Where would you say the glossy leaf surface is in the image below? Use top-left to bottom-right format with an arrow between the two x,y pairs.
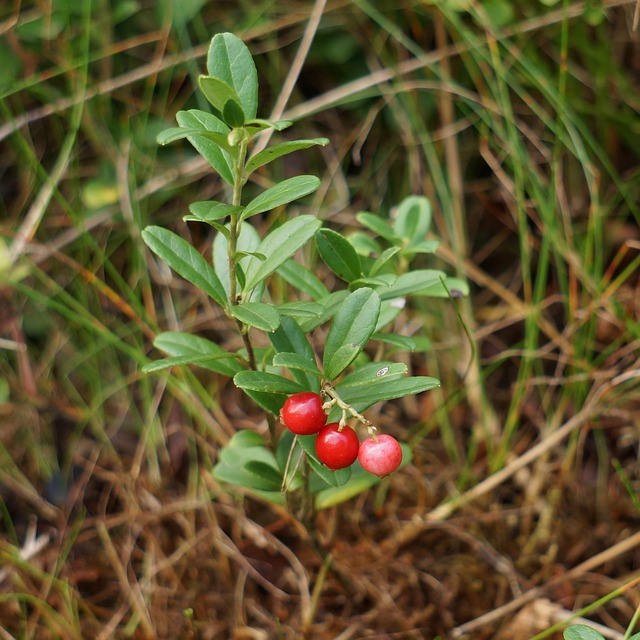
245,138 -> 329,175
242,175 -> 320,219
323,288 -> 380,380
142,226 -> 227,308
152,332 -> 244,376
242,215 -> 322,293
206,33 -> 258,121
316,228 -> 362,283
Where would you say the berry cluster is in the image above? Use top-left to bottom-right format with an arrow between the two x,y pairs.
280,392 -> 402,477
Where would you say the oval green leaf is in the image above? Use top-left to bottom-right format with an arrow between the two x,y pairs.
563,625 -> 609,640
198,75 -> 245,125
242,175 -> 320,219
229,302 -> 280,332
275,301 -> 324,319
375,269 -> 444,300
233,370 -> 306,394
213,221 -> 261,299
269,317 -> 318,390
157,126 -> 207,146
277,260 -> 330,300
176,109 -> 234,185
337,375 -> 440,412
142,226 -> 227,308
142,351 -> 240,374
337,361 -> 408,388
245,138 -> 329,176
356,212 -> 398,242
272,352 -> 322,377
185,201 -> 243,224
316,228 -> 362,283
207,33 -> 258,121
152,331 -> 244,376
392,195 -> 432,246
323,288 -> 380,381
242,215 -> 322,293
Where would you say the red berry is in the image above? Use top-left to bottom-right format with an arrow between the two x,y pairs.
280,392 -> 327,435
315,422 -> 359,470
358,434 -> 403,477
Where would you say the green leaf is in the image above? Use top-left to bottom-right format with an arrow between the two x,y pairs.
243,389 -> 289,416
152,331 -> 244,376
375,269 -> 445,300
184,201 -> 243,224
223,98 -> 246,128
316,228 -> 362,283
156,125 -> 234,153
337,362 -> 408,388
348,231 -> 382,258
245,138 -> 329,176
272,352 -> 322,377
269,317 -> 319,390
277,260 -> 330,300
296,435 -> 351,488
245,118 -> 292,132
337,376 -> 440,412
323,288 -> 381,381
298,290 -> 349,332
207,33 -> 258,121
213,430 -> 282,492
393,195 -> 432,247
157,126 -> 207,146
233,370 -> 306,394
315,445 -> 412,509
243,461 -> 283,491
370,246 -> 401,276
275,301 -> 324,319
242,175 -> 321,219
141,226 -> 227,308
563,625 -> 607,640
229,302 -> 280,332
242,215 -> 322,293
402,240 -> 440,255
356,212 -> 398,242
198,75 -> 246,126
371,333 -> 423,352
176,109 -> 234,185
142,351 -> 240,373
350,274 -> 396,289
213,221 -> 261,299
418,276 -> 470,298
229,430 -> 266,447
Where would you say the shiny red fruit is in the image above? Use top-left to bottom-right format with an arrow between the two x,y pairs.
280,392 -> 326,435
358,434 -> 402,477
315,422 -> 359,470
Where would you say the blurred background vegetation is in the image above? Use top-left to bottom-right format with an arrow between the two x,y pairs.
1,1 -> 639,638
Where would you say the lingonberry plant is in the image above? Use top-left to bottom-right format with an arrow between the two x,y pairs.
142,33 -> 468,518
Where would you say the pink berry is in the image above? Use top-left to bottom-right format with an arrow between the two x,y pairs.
358,434 -> 403,477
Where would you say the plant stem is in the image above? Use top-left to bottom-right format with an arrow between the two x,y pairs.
321,382 -> 377,439
227,136 -> 257,371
